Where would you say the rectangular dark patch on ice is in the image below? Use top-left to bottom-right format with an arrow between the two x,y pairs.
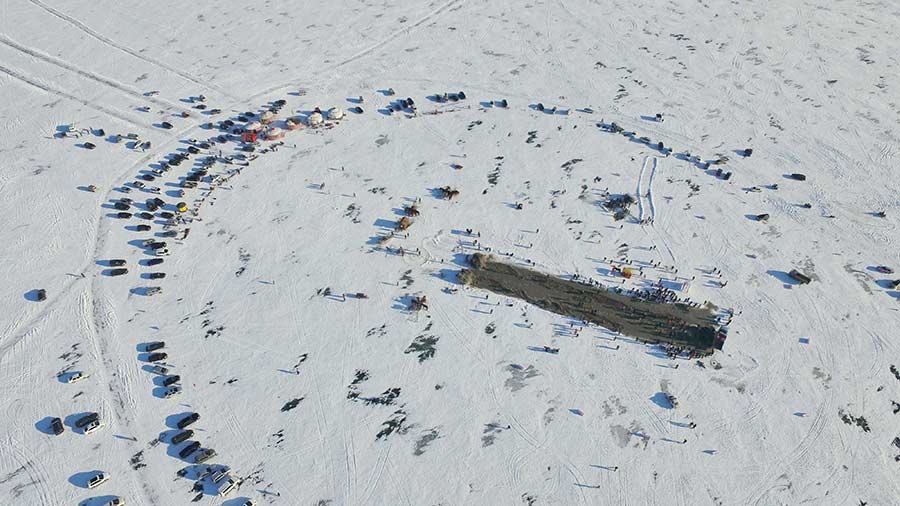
280,397 -> 304,412
459,254 -> 721,352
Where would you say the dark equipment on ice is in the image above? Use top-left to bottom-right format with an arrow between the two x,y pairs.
788,173 -> 806,181
788,270 -> 812,284
754,214 -> 770,221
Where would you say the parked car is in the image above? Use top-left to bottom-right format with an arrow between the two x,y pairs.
218,477 -> 239,496
108,259 -> 127,267
100,496 -> 124,506
146,258 -> 164,266
177,412 -> 200,429
114,202 -> 130,211
162,385 -> 182,398
63,371 -> 87,383
210,469 -> 230,483
170,429 -> 193,444
135,224 -> 151,232
194,448 -> 216,464
178,441 -> 201,459
108,268 -> 128,276
155,248 -> 171,257
74,412 -> 99,428
50,417 -> 64,435
145,341 -> 165,352
137,212 -> 154,220
87,471 -> 109,489
162,375 -> 180,387
147,352 -> 167,362
150,365 -> 169,375
146,272 -> 166,279
83,420 -> 103,435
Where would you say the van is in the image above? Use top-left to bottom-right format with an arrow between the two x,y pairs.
178,441 -> 201,459
177,412 -> 200,429
145,341 -> 165,352
75,412 -> 99,428
170,429 -> 193,444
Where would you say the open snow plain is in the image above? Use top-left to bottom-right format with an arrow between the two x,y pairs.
2,0 -> 900,505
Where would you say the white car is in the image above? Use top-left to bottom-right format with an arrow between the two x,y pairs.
87,471 -> 109,489
163,385 -> 182,398
63,371 -> 87,383
218,478 -> 239,497
102,497 -> 124,506
83,420 -> 104,435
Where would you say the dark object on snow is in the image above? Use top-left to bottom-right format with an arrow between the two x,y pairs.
137,212 -> 154,220
655,113 -> 663,121
145,201 -> 158,212
35,289 -> 47,301
541,346 -> 560,354
742,148 -> 753,157
162,374 -> 180,387
160,122 -> 173,129
135,224 -> 151,231
151,197 -> 165,207
177,412 -> 200,429
187,146 -> 200,154
722,171 -> 733,181
147,272 -> 166,279
147,241 -> 166,250
496,99 -> 508,108
50,417 -> 64,435
194,448 -> 216,464
350,106 -> 364,114
179,441 -> 201,459
657,141 -> 664,151
116,212 -> 132,219
874,211 -> 887,218
458,91 -> 466,100
74,412 -> 99,428
801,203 -> 812,209
146,258 -> 164,266
145,341 -> 165,351
108,268 -> 128,276
755,213 -> 770,221
140,174 -> 155,181
788,269 -> 812,284
170,429 -> 193,444
114,202 -> 130,211
108,259 -> 126,267
888,280 -> 900,289
159,211 -> 175,219
536,103 -> 544,112
874,266 -> 894,274
788,173 -> 806,181
147,352 -> 168,362
83,142 -> 96,149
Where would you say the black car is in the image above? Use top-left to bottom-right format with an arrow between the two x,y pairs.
145,341 -> 165,352
170,429 -> 193,444
114,202 -> 130,211
147,272 -> 166,279
145,202 -> 158,212
146,258 -> 164,266
141,174 -> 155,181
152,198 -> 165,207
50,417 -> 64,435
108,259 -> 126,267
147,352 -> 167,362
147,242 -> 167,250
137,212 -> 154,220
179,441 -> 201,459
162,375 -> 180,387
108,268 -> 128,276
116,212 -> 132,219
159,211 -> 175,219
135,224 -> 152,232
176,412 -> 200,429
74,412 -> 99,428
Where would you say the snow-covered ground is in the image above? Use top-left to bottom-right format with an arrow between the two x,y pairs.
2,1 -> 900,505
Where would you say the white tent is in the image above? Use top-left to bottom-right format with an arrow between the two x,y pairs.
327,107 -> 345,120
265,127 -> 284,140
260,110 -> 276,124
307,112 -> 324,127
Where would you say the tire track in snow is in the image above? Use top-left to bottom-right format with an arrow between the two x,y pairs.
0,63 -> 148,128
0,34 -> 189,113
25,0 -> 235,98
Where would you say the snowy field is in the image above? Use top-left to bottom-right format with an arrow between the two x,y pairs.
2,0 -> 900,505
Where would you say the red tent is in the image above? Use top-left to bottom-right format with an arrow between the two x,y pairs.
241,131 -> 257,143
